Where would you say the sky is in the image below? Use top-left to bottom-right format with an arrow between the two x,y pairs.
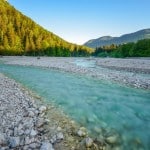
8,0 -> 150,44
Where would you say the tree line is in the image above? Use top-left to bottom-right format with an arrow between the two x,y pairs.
92,39 -> 150,57
0,0 -> 149,57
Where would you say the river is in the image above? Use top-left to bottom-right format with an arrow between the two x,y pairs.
0,63 -> 150,149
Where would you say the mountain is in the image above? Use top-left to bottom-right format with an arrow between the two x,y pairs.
84,29 -> 150,48
0,0 -> 92,56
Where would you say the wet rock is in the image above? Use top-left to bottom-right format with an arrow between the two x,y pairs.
94,126 -> 102,134
105,134 -> 118,144
56,132 -> 64,140
77,130 -> 85,137
39,106 -> 47,114
40,141 -> 54,150
77,127 -> 86,137
85,137 -> 93,148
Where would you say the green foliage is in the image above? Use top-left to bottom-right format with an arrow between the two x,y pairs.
131,39 -> 150,57
92,39 -> 150,58
0,0 -> 93,56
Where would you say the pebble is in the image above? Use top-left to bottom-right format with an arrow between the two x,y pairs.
77,127 -> 87,137
57,126 -> 62,131
77,130 -> 86,137
8,136 -> 20,148
36,118 -> 45,128
39,106 -> 47,114
0,133 -> 7,146
30,129 -> 38,137
40,141 -> 54,150
85,137 -> 93,148
28,110 -> 35,117
56,132 -> 64,140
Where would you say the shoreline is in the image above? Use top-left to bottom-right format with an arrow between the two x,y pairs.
0,73 -> 99,150
0,56 -> 150,90
0,57 -> 150,149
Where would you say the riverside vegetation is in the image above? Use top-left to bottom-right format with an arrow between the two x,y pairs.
92,39 -> 150,58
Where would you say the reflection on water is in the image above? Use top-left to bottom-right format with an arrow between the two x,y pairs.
0,64 -> 150,149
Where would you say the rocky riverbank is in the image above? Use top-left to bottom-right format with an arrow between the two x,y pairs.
0,56 -> 150,90
0,73 -> 104,150
0,74 -> 83,150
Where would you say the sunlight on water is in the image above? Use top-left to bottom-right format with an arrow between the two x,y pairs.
0,64 -> 150,149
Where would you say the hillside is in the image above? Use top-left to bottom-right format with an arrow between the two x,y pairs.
0,0 -> 92,56
84,29 -> 150,48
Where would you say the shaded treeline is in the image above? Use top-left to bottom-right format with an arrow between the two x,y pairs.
92,39 -> 150,57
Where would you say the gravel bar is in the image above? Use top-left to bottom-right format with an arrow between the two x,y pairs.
0,56 -> 150,90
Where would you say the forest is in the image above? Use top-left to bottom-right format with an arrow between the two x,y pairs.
0,0 -> 150,57
92,39 -> 150,57
0,0 -> 92,56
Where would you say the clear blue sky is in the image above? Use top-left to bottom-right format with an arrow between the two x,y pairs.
8,0 -> 150,44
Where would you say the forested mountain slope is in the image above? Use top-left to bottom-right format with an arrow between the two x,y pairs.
0,0 -> 92,56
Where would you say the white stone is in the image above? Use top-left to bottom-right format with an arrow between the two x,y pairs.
30,129 -> 38,137
28,111 -> 35,117
0,133 -> 6,146
9,136 -> 20,148
39,106 -> 47,113
57,126 -> 62,131
40,141 -> 54,150
77,129 -> 86,137
56,132 -> 64,140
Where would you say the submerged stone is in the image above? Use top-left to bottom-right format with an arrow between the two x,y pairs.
105,134 -> 118,144
85,137 -> 93,148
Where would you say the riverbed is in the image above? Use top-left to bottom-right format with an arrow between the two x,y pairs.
1,56 -> 150,89
0,57 -> 150,150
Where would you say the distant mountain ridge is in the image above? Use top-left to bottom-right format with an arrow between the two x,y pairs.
84,29 -> 150,48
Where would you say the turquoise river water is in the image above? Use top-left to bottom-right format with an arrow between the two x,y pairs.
0,64 -> 150,149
